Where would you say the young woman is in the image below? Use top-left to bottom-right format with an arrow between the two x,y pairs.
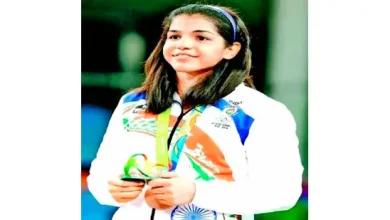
87,4 -> 303,220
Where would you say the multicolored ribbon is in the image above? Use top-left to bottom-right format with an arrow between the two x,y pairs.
155,107 -> 171,168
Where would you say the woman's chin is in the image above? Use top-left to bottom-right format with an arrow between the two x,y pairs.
173,67 -> 199,73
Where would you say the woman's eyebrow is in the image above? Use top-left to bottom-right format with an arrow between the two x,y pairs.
168,29 -> 215,35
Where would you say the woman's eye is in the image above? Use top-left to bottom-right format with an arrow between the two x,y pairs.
168,35 -> 180,40
197,36 -> 209,41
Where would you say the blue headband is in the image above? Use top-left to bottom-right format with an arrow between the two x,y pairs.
208,6 -> 237,42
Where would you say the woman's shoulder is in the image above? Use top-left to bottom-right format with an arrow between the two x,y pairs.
120,89 -> 147,105
229,84 -> 294,121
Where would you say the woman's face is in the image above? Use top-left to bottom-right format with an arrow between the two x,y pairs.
163,14 -> 229,74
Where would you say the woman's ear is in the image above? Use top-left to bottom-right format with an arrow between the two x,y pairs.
223,42 -> 241,60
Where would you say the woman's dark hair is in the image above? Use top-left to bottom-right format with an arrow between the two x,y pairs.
136,4 -> 254,114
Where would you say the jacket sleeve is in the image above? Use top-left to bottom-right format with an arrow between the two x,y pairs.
87,97 -> 139,207
191,103 -> 304,215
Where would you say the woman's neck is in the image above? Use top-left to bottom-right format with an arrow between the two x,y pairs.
176,71 -> 211,98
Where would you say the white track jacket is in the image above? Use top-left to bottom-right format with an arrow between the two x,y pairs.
87,84 -> 303,220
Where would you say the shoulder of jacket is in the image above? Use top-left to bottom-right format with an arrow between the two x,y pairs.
229,84 -> 293,120
121,90 -> 147,105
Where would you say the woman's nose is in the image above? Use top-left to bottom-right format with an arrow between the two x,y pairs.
176,37 -> 194,50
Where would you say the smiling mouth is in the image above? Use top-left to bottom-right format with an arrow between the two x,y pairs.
173,54 -> 197,58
